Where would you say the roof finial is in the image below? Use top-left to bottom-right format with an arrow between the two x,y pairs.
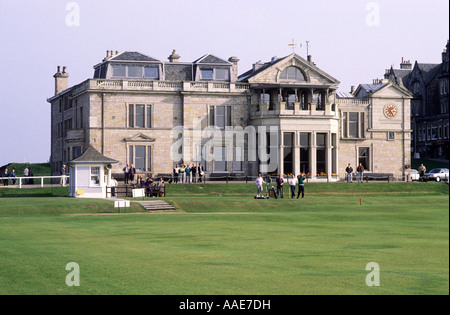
288,39 -> 297,54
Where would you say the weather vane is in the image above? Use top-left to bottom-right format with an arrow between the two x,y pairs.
288,39 -> 302,54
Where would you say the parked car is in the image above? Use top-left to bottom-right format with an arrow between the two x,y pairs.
410,169 -> 420,181
424,168 -> 449,182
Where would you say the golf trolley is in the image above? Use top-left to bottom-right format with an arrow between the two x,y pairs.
255,183 -> 278,199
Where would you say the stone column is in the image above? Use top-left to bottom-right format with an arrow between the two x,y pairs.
294,132 -> 300,176
279,145 -> 284,176
326,132 -> 332,182
310,131 -> 317,179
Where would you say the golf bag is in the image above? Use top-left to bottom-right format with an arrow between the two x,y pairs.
269,184 -> 278,199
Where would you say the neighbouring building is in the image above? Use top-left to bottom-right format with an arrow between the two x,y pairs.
384,40 -> 449,160
48,49 -> 413,182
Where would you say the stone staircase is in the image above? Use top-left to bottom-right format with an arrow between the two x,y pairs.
135,200 -> 176,212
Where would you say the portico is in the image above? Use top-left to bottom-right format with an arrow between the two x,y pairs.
241,53 -> 340,181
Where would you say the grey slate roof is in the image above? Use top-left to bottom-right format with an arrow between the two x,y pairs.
193,54 -> 230,64
392,69 -> 412,80
336,91 -> 354,98
70,146 -> 118,164
359,83 -> 388,93
165,64 -> 193,81
416,63 -> 441,84
110,51 -> 161,62
238,56 -> 286,82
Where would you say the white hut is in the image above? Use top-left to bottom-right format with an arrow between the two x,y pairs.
68,146 -> 118,198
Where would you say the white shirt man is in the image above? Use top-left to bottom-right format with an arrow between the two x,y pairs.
255,174 -> 266,197
111,177 -> 118,197
288,175 -> 297,198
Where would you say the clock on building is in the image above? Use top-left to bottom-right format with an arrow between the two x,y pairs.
384,104 -> 397,118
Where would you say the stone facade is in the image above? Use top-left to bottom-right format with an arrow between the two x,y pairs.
339,82 -> 412,178
384,41 -> 449,160
48,50 -> 413,182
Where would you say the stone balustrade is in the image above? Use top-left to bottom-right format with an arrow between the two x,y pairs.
336,97 -> 370,105
69,79 -> 251,96
251,101 -> 339,118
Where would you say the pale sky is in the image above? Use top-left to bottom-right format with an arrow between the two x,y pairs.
0,0 -> 448,166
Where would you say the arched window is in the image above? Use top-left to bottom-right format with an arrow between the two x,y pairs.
280,67 -> 305,81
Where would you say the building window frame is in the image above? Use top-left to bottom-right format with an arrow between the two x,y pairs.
358,147 -> 371,171
128,104 -> 152,129
111,64 -> 159,80
388,132 -> 395,141
316,133 -> 327,175
213,146 -> 227,172
300,132 -> 310,175
200,68 -> 230,81
128,145 -> 152,172
444,122 -> 449,139
90,166 -> 101,186
209,105 -> 232,128
342,111 -> 365,139
279,66 -> 306,81
233,146 -> 244,172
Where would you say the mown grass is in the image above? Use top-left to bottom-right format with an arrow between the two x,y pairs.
0,187 -> 143,215
0,182 -> 448,295
165,181 -> 449,198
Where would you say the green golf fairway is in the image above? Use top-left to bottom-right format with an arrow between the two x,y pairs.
0,183 -> 448,294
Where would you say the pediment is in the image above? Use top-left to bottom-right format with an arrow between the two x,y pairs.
246,54 -> 340,86
123,133 -> 156,142
194,54 -> 230,65
371,83 -> 413,98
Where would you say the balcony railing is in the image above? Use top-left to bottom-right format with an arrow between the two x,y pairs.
251,102 -> 339,118
70,79 -> 250,96
336,98 -> 370,105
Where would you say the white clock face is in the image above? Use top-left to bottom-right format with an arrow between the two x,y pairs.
384,104 -> 397,118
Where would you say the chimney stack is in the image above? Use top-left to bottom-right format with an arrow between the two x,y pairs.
53,66 -> 69,95
400,57 -> 412,70
350,86 -> 355,94
103,50 -> 119,61
307,55 -> 312,63
168,49 -> 180,63
228,56 -> 239,82
252,60 -> 264,72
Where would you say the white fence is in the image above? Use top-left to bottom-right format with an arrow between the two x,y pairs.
0,176 -> 69,188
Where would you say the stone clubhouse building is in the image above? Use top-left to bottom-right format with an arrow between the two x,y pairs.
48,49 -> 413,182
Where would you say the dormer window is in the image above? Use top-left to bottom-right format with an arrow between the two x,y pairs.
200,68 -> 230,81
112,65 -> 126,77
201,69 -> 214,80
111,64 -> 159,79
128,66 -> 142,78
215,68 -> 229,81
144,67 -> 159,79
280,66 -> 305,81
